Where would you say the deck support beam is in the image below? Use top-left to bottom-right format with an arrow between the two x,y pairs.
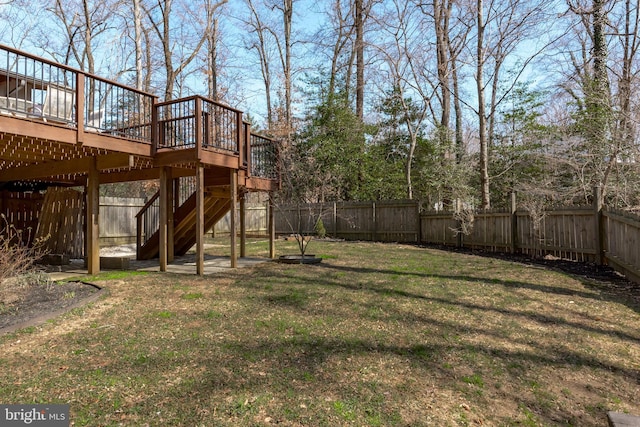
196,164 -> 205,275
230,169 -> 238,268
86,157 -> 100,274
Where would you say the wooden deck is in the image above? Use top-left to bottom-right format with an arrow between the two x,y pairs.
0,44 -> 279,275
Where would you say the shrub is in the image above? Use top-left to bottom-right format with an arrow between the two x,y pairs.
315,217 -> 327,238
0,215 -> 49,303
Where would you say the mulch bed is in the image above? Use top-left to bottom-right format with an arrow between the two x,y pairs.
0,281 -> 103,333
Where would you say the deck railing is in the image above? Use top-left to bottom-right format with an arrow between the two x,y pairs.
250,132 -> 279,179
84,75 -> 154,141
0,44 -> 279,183
0,44 -> 155,142
155,96 -> 241,153
135,192 -> 160,259
0,47 -> 77,123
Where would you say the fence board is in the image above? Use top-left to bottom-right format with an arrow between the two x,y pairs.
215,203 -> 269,236
372,200 -> 420,242
605,209 -> 640,281
100,197 -> 146,244
34,188 -> 84,258
0,190 -> 43,246
276,200 -> 420,242
420,212 -> 458,245
468,211 -> 511,250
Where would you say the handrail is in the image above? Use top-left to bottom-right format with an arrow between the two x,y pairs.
135,192 -> 160,220
155,94 -> 243,114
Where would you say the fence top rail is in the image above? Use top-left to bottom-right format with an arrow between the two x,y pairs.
605,207 -> 640,221
545,205 -> 593,212
421,211 -> 457,216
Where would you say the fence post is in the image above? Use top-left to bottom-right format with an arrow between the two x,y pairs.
456,199 -> 463,248
415,200 -> 421,244
593,186 -> 604,265
333,202 -> 337,237
372,201 -> 377,241
510,192 -> 518,254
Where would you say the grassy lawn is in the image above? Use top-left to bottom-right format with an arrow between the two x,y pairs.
1,239 -> 639,426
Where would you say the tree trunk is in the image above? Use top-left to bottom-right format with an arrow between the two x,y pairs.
477,0 -> 490,209
434,0 -> 450,132
133,0 -> 144,91
284,0 -> 293,131
355,0 -> 364,121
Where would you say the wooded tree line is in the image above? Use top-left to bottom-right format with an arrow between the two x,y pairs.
2,0 -> 640,211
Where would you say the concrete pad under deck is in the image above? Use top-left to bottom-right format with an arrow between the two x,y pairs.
46,249 -> 269,281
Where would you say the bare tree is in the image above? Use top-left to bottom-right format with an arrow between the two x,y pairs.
133,0 -> 145,91
355,0 -> 364,120
476,0 -> 490,208
373,0 -> 432,199
311,0 -> 357,100
268,0 -> 295,135
46,0 -> 120,72
468,0 -> 549,208
243,0 -> 276,127
559,0 -> 640,207
144,0 -> 227,100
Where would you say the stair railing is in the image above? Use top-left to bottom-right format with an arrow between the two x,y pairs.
135,191 -> 160,259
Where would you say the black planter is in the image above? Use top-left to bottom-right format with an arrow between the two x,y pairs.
278,254 -> 322,264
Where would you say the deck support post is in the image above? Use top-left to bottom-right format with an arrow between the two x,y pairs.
230,169 -> 238,268
269,192 -> 276,259
196,164 -> 205,276
166,169 -> 174,263
86,157 -> 100,274
240,193 -> 246,258
159,167 -> 169,272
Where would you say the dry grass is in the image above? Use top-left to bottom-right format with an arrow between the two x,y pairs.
0,238 -> 639,426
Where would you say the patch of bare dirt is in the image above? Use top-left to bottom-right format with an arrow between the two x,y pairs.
0,281 -> 101,332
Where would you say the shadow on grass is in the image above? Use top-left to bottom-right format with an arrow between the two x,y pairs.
112,326 -> 620,426
418,244 -> 640,315
314,263 -> 640,343
252,263 -> 640,346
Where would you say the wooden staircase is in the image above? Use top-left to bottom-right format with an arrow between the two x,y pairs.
136,187 -> 231,260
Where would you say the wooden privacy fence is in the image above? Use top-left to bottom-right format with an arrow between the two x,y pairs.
0,190 -> 43,246
1,191 -> 271,255
215,203 -> 269,236
100,196 -> 147,245
276,196 -> 640,284
274,200 -> 421,243
34,188 -> 84,258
